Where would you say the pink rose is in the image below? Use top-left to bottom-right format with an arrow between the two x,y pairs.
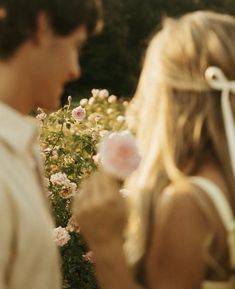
53,227 -> 71,247
36,112 -> 47,120
88,97 -> 95,105
80,98 -> 88,106
72,106 -> 86,121
59,188 -> 74,199
98,89 -> 109,99
99,131 -> 141,179
108,95 -> 117,103
59,182 -> 77,199
91,89 -> 100,97
66,216 -> 80,233
50,172 -> 69,186
82,251 -> 94,263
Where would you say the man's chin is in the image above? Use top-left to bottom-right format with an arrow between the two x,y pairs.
36,99 -> 61,112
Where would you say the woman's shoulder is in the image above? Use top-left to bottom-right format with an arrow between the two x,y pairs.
154,164 -> 230,270
155,179 -> 208,232
161,163 -> 231,211
145,174 -> 211,289
158,164 -> 232,236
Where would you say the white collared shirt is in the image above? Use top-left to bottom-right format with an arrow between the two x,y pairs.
0,102 -> 61,289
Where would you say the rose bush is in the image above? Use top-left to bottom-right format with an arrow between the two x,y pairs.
38,90 -> 128,289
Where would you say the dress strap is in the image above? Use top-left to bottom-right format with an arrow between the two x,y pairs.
189,176 -> 235,269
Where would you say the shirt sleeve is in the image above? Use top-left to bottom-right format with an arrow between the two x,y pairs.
0,183 -> 14,288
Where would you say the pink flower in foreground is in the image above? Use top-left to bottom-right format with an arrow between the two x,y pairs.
99,131 -> 141,179
53,227 -> 71,247
72,106 -> 86,121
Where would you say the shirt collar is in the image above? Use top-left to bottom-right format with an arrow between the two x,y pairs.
0,101 -> 39,154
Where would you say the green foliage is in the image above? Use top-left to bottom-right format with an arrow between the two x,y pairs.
38,90 -> 128,289
72,0 -> 235,98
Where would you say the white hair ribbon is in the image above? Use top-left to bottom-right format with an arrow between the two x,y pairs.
205,67 -> 235,179
205,67 -> 235,269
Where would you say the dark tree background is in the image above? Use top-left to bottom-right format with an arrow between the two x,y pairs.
62,0 -> 235,102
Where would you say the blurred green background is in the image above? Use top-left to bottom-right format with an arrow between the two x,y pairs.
62,0 -> 235,102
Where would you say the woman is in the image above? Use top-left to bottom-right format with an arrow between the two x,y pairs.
0,0 -> 102,288
73,11 -> 235,289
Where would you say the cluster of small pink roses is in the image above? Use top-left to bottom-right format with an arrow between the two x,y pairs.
50,172 -> 77,199
70,89 -> 126,125
70,89 -> 141,180
37,89 -> 139,276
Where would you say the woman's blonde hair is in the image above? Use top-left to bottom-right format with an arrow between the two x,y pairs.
124,11 -> 235,268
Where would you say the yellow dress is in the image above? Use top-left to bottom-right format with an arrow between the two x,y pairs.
190,177 -> 235,289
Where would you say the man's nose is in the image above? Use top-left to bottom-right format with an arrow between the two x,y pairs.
68,62 -> 81,81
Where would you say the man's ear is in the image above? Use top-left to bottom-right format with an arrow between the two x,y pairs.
33,12 -> 52,46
